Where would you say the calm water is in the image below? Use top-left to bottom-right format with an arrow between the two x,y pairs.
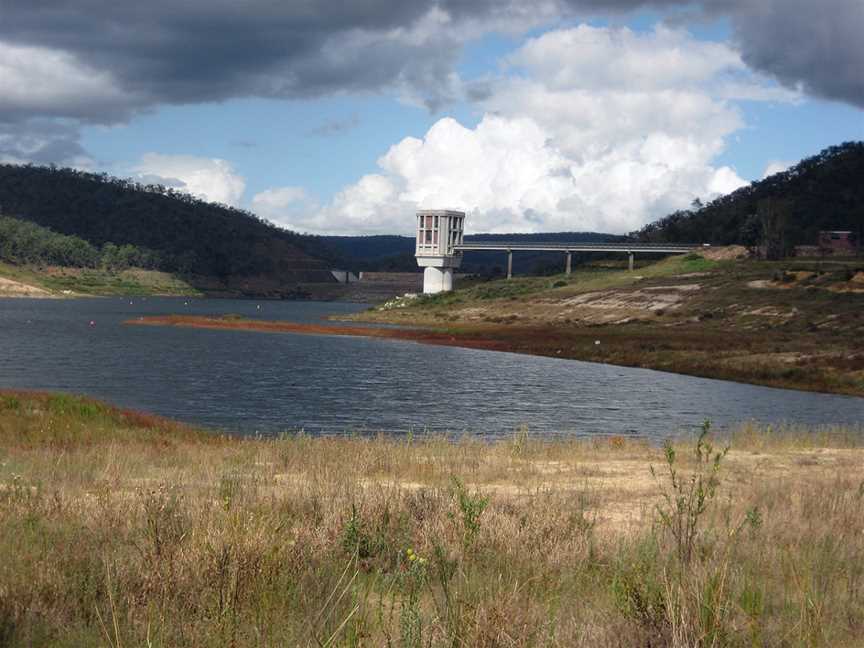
1,297 -> 863,440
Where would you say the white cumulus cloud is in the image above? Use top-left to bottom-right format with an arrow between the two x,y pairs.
250,186 -> 319,231
132,154 -> 246,207
289,24 -> 773,235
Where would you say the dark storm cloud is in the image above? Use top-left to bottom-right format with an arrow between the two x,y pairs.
0,0 -> 861,136
0,0 -> 486,122
0,0 -> 497,164
719,0 -> 864,108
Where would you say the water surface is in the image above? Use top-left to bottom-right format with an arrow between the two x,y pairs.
2,297 -> 863,440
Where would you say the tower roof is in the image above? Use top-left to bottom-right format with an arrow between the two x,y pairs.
416,209 -> 465,216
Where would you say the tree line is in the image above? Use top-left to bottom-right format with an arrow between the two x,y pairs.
0,215 -> 163,270
632,141 -> 864,257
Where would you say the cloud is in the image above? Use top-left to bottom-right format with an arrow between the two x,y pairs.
0,1 -> 557,125
0,41 -> 137,123
762,160 -> 793,179
251,186 -> 320,232
304,25 -> 755,235
0,0 -> 562,162
0,0 -> 860,170
0,40 -> 137,167
1,0 -> 860,119
0,120 -> 92,167
131,154 -> 246,206
556,0 -> 864,108
307,115 -> 361,137
506,23 -> 743,92
1,0 -> 859,237
490,25 -> 748,157
717,0 -> 864,108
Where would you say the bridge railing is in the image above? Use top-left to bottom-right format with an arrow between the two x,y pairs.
454,242 -> 701,253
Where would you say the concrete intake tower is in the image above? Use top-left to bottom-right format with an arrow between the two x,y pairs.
415,209 -> 465,294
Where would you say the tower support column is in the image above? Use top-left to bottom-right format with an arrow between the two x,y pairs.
422,267 -> 454,294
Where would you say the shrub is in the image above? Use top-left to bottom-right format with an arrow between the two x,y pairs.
651,420 -> 728,565
450,476 -> 488,549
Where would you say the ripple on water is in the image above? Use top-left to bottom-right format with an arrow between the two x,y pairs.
1,296 -> 863,440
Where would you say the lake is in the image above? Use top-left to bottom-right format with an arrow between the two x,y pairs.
2,297 -> 863,440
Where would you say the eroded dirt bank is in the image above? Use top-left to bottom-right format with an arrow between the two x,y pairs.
0,276 -> 56,298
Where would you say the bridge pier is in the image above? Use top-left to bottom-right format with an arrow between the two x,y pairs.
565,252 -> 572,275
628,252 -> 634,272
506,250 -> 513,280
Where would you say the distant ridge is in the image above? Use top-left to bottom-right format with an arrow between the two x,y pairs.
0,164 -> 336,289
319,231 -> 625,275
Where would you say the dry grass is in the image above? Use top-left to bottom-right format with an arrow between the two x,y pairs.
2,392 -> 864,646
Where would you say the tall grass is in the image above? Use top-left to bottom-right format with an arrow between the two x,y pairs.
1,392 -> 863,646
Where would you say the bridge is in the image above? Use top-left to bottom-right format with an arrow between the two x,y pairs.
415,209 -> 702,293
454,241 -> 701,278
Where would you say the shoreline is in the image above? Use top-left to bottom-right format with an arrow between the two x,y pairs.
126,313 -> 512,351
126,314 -> 864,398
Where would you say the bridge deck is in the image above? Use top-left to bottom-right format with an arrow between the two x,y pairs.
454,242 -> 700,254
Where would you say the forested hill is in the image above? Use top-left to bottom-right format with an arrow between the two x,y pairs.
0,164 -> 336,282
634,141 -> 864,248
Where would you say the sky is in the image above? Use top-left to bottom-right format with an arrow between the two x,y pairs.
1,1 -> 862,236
